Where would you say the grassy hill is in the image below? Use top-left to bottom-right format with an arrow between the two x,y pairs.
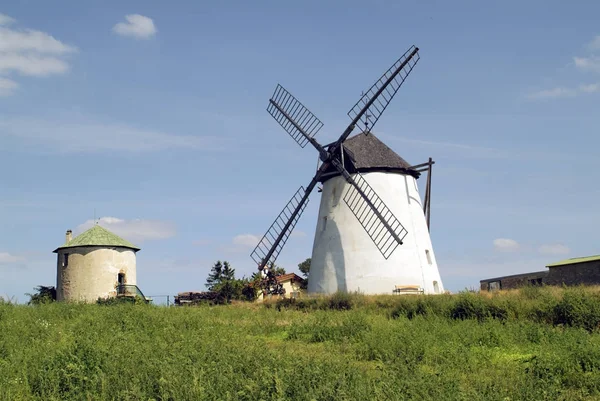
1,286 -> 600,400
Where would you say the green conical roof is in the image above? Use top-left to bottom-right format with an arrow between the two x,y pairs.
53,225 -> 140,253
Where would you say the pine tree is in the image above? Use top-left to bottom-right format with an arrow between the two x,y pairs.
205,260 -> 224,290
204,260 -> 243,303
221,261 -> 236,281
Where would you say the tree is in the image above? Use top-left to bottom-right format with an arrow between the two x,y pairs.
298,258 -> 311,289
205,261 -> 236,291
204,260 -> 242,304
267,262 -> 286,276
298,258 -> 311,278
241,277 -> 258,301
26,285 -> 56,305
221,261 -> 236,280
205,260 -> 223,290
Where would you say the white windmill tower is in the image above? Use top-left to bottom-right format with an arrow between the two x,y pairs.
309,132 -> 443,295
250,45 -> 444,296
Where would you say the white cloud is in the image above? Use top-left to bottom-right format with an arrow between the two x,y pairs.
219,233 -> 268,255
232,234 -> 260,247
526,82 -> 600,101
574,56 -> 600,73
232,231 -> 306,248
589,36 -> 600,51
0,13 -> 15,26
223,230 -> 308,258
75,216 -> 176,243
526,87 -> 577,100
0,14 -> 76,95
0,117 -> 232,153
0,27 -> 76,54
526,35 -> 600,101
112,14 -> 156,39
0,252 -> 24,264
579,83 -> 600,93
493,238 -> 520,252
0,77 -> 17,96
0,53 -> 70,76
384,134 -> 566,161
538,243 -> 570,256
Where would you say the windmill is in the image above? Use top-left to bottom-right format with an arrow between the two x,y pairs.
251,45 -> 444,296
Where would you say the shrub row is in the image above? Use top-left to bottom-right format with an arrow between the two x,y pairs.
271,286 -> 600,332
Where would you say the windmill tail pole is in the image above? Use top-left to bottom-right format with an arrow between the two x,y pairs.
426,157 -> 432,231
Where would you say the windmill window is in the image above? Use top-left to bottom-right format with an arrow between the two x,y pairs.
322,216 -> 328,232
425,250 -> 432,265
433,281 -> 439,293
63,253 -> 69,267
529,278 -> 543,286
118,273 -> 125,286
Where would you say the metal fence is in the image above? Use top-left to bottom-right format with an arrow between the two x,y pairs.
145,295 -> 172,306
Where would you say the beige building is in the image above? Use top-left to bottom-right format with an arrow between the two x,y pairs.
53,225 -> 141,303
256,273 -> 305,301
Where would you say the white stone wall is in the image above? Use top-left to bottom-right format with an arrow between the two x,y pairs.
308,171 -> 444,295
56,246 -> 137,303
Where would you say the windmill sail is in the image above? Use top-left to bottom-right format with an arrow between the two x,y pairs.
250,186 -> 310,267
342,170 -> 408,259
267,84 -> 324,149
347,46 -> 420,133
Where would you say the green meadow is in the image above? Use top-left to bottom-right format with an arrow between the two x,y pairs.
1,286 -> 600,400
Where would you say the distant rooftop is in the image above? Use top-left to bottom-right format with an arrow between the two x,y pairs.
546,255 -> 600,268
53,225 -> 140,253
480,270 -> 548,283
275,273 -> 304,283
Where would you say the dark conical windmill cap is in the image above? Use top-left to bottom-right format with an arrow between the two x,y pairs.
319,131 -> 420,182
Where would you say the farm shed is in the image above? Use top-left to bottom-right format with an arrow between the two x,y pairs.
543,255 -> 600,286
480,271 -> 547,292
480,254 -> 600,291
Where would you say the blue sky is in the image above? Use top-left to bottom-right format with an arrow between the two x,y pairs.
1,0 -> 599,302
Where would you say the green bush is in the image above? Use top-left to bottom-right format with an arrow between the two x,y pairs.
96,296 -> 147,305
325,291 -> 354,311
552,287 -> 600,332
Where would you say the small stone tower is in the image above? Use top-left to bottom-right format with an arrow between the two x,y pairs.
308,131 -> 444,295
53,225 -> 141,302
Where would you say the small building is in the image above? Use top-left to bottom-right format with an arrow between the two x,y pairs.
480,271 -> 547,292
256,273 -> 304,301
53,225 -> 141,303
480,254 -> 600,291
544,255 -> 600,286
